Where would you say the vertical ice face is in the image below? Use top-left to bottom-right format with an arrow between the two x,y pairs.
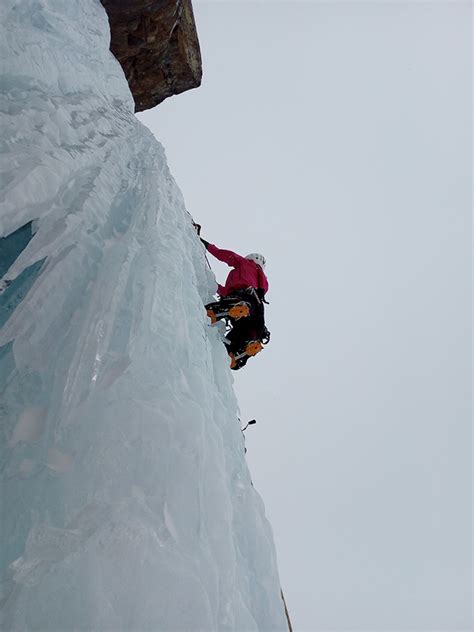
0,1 -> 287,630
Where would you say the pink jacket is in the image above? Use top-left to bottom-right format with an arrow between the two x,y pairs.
206,243 -> 269,298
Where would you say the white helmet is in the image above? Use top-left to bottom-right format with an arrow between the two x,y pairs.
245,253 -> 266,269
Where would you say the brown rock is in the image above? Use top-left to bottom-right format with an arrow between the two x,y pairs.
100,0 -> 202,111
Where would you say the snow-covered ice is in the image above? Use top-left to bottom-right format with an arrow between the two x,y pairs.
0,1 -> 287,629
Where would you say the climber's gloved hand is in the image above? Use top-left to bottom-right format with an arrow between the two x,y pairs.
200,237 -> 210,248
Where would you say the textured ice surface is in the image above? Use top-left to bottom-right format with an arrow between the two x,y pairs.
0,1 -> 287,629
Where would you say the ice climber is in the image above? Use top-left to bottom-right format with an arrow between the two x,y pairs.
195,226 -> 270,370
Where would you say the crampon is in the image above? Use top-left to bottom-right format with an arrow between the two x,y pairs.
206,299 -> 251,324
228,340 -> 267,371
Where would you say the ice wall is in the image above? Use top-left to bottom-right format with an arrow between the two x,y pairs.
0,1 -> 287,629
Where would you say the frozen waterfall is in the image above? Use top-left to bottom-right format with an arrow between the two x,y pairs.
0,1 -> 287,629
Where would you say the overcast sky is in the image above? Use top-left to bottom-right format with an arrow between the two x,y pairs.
138,2 -> 472,630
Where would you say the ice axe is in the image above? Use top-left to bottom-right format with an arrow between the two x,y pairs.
192,221 -> 212,270
241,419 -> 257,432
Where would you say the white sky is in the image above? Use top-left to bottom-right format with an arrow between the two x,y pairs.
138,2 -> 472,629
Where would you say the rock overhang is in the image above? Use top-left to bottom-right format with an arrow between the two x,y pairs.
100,0 -> 202,111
